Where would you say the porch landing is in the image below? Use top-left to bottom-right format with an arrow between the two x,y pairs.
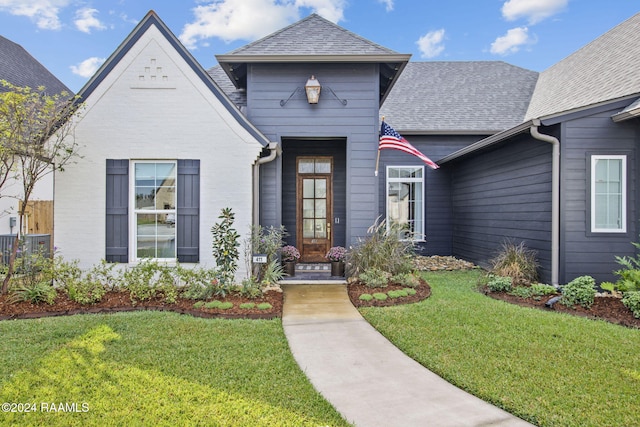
279,263 -> 347,284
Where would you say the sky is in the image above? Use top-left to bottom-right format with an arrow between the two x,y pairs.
0,0 -> 638,93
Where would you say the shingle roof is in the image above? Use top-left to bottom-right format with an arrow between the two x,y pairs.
223,13 -> 398,56
215,14 -> 410,104
380,61 -> 538,133
525,12 -> 640,120
0,35 -> 71,95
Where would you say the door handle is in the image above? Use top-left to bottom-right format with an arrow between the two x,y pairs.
327,222 -> 331,238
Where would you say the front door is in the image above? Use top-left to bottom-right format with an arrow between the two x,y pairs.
296,157 -> 332,262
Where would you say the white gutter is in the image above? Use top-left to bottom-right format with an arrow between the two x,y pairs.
253,142 -> 280,226
530,119 -> 560,285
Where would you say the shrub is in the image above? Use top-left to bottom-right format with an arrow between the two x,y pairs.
560,275 -> 596,308
388,289 -> 409,299
193,301 -> 205,308
246,224 -> 286,279
123,259 -> 179,304
509,283 -> 557,300
261,260 -> 285,285
205,300 -> 222,309
85,259 -> 120,291
9,281 -> 56,305
239,276 -> 263,299
359,293 -> 373,301
622,291 -> 640,318
257,302 -> 272,310
392,272 -> 421,288
373,292 -> 388,301
613,239 -> 640,292
211,207 -> 241,286
66,278 -> 106,305
404,288 -> 417,296
486,275 -> 513,292
240,302 -> 256,309
180,267 -> 220,300
218,302 -> 234,310
490,241 -> 538,286
359,268 -> 392,288
346,218 -> 414,277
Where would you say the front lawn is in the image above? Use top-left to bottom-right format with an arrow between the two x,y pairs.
0,311 -> 350,426
360,270 -> 640,427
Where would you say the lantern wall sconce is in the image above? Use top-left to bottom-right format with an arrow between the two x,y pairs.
280,75 -> 347,107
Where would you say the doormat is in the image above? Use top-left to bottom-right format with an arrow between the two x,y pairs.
296,263 -> 330,271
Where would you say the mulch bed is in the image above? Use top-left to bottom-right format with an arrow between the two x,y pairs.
0,289 -> 283,321
487,291 -> 640,329
348,278 -> 431,308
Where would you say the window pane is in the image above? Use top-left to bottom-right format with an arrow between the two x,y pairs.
593,157 -> 624,231
136,187 -> 156,210
303,179 -> 314,198
315,199 -> 326,218
387,166 -> 424,240
137,214 -> 157,258
314,220 -> 326,238
315,179 -> 326,198
303,200 -> 314,218
303,219 -> 315,238
155,186 -> 175,210
298,160 -> 314,174
315,159 -> 331,173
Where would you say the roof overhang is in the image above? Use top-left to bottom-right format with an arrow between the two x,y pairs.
612,96 -> 640,122
215,53 -> 411,106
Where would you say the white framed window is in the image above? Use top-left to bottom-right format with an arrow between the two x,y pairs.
591,155 -> 626,233
386,166 -> 425,241
131,160 -> 177,260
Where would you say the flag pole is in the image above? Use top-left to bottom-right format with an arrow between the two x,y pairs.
375,116 -> 384,176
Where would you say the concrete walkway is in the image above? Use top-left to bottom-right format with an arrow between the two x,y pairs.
281,284 -> 535,427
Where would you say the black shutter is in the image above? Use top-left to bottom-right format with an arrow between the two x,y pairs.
177,159 -> 200,262
105,159 -> 129,262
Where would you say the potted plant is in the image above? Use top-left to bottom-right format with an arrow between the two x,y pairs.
281,245 -> 300,276
326,246 -> 347,276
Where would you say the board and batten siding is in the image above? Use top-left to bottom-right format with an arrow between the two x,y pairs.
450,134 -> 553,282
377,135 -> 482,255
248,63 -> 380,246
560,104 -> 638,284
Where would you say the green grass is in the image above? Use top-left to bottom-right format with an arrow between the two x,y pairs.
0,312 -> 350,426
360,270 -> 640,427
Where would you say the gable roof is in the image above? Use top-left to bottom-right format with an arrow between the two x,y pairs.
380,61 -> 538,134
525,12 -> 640,120
0,35 -> 71,95
76,10 -> 270,146
215,13 -> 410,104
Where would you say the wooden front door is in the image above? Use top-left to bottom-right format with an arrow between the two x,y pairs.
296,157 -> 332,262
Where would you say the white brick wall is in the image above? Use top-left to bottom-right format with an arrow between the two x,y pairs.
54,25 -> 263,278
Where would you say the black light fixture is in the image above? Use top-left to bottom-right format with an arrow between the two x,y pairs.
304,75 -> 321,104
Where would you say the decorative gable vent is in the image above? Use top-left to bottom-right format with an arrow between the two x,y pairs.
130,56 -> 176,89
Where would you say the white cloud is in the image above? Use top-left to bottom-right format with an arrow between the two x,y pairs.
74,7 -> 106,33
70,57 -> 105,78
416,29 -> 445,59
378,0 -> 393,12
179,0 -> 346,49
490,26 -> 533,55
501,0 -> 568,24
0,0 -> 71,30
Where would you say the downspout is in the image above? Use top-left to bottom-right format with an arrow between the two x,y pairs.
530,119 -> 560,285
253,142 -> 280,227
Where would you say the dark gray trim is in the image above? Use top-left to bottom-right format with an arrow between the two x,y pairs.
105,159 -> 129,263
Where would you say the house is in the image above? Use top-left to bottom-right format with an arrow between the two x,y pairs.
54,10 -> 640,284
53,11 -> 269,276
0,35 -> 71,237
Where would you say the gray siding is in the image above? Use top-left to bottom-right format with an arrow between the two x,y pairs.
251,63 -> 380,246
560,105 -> 638,283
449,135 -> 553,282
377,135 -> 482,255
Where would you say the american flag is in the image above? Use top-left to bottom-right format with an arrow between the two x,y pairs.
379,121 -> 439,170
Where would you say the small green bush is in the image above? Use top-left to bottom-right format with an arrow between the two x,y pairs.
240,276 -> 262,299
404,288 -> 417,296
66,278 -> 106,305
359,268 -> 392,288
622,291 -> 640,318
560,275 -> 596,308
204,300 -> 222,309
218,302 -> 234,310
531,283 -> 558,296
240,302 -> 256,309
388,289 -> 409,299
9,281 -> 57,305
373,292 -> 388,301
123,260 -> 179,304
486,275 -> 513,292
359,293 -> 373,301
257,302 -> 272,310
193,301 -> 205,308
391,272 -> 421,288
613,239 -> 640,291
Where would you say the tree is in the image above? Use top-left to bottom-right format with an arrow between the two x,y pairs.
0,80 -> 82,294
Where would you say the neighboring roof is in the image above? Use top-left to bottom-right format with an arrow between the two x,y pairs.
0,35 -> 71,95
380,61 -> 538,134
525,12 -> 640,120
215,14 -> 410,104
77,10 -> 270,146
